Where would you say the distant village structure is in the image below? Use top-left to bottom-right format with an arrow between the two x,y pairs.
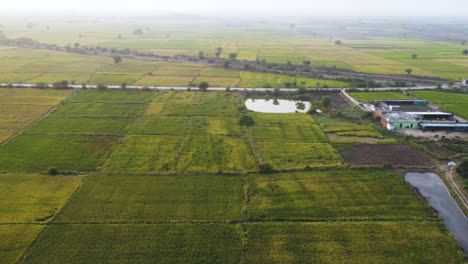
371,99 -> 468,132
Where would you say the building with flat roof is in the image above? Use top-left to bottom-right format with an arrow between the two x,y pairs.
420,122 -> 468,132
381,112 -> 419,130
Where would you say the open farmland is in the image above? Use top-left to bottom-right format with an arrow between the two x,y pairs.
0,47 -> 345,88
4,17 -> 468,80
248,113 -> 341,169
0,174 -> 82,263
0,88 -> 72,143
0,89 -> 465,262
0,174 -> 83,223
340,144 -> 437,167
22,224 -> 243,264
317,116 -> 396,144
409,90 -> 468,119
245,222 -> 462,264
349,91 -> 411,102
248,170 -> 431,221
54,174 -> 244,222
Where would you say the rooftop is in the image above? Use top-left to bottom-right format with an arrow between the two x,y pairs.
420,123 -> 468,128
384,111 -> 418,122
406,112 -> 454,116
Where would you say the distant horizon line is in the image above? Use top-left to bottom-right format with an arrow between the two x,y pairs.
0,11 -> 468,20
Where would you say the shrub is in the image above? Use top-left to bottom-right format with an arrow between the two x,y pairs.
48,167 -> 59,176
239,115 -> 254,126
456,158 -> 468,179
320,96 -> 331,108
259,163 -> 274,173
97,84 -> 108,90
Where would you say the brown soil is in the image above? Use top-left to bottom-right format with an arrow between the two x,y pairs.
307,91 -> 352,110
340,144 -> 437,167
424,142 -> 457,159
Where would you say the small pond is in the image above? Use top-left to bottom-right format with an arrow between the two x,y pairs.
405,172 -> 468,253
245,99 -> 311,113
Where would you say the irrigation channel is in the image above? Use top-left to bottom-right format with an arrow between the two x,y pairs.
405,172 -> 468,254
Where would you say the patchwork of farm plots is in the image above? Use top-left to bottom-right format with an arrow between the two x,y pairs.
409,90 -> 468,119
0,89 -> 464,263
5,21 -> 468,79
0,47 -> 347,88
0,88 -> 72,143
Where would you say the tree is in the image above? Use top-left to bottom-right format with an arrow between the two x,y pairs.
198,81 -> 209,91
320,96 -> 332,108
229,53 -> 238,60
198,51 -> 205,59
53,80 -> 69,89
405,68 -> 413,75
239,114 -> 254,126
113,55 -> 122,64
296,102 -> 306,110
215,47 -> 223,58
121,82 -> 127,89
303,60 -> 311,66
335,40 -> 342,45
463,49 -> 468,56
411,54 -> 418,59
462,40 -> 466,45
223,61 -> 230,68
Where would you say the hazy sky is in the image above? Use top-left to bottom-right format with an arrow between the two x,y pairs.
2,0 -> 467,17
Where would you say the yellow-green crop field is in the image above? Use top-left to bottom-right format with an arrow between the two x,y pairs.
0,47 -> 347,88
0,88 -> 72,143
0,88 -> 464,263
349,91 -> 411,102
3,18 -> 468,80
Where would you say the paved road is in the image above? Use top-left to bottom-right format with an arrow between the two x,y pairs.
0,83 -> 439,92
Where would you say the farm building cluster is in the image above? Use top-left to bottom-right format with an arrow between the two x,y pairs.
371,99 -> 468,132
